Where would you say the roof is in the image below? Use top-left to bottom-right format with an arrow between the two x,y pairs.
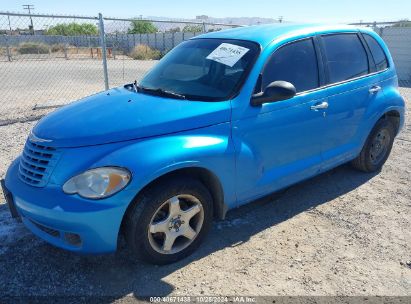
195,23 -> 364,48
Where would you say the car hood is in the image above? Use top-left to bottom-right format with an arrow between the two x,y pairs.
32,87 -> 231,148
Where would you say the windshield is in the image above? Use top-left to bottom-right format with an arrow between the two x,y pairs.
138,39 -> 260,101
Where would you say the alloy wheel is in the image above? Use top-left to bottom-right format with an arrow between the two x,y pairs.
148,194 -> 204,254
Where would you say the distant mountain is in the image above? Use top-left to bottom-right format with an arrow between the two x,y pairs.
146,16 -> 279,26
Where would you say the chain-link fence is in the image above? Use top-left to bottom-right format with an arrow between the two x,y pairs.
0,13 -> 104,124
0,12 -> 239,124
351,21 -> 411,88
103,17 -> 236,89
0,12 -> 410,125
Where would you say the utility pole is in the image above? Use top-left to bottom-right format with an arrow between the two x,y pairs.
22,4 -> 35,34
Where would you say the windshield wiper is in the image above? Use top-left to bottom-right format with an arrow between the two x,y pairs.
136,84 -> 186,100
132,80 -> 138,92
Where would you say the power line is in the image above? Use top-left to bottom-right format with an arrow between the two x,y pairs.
22,4 -> 35,34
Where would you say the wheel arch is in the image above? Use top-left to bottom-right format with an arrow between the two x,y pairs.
357,108 -> 401,153
360,107 -> 403,149
381,109 -> 401,135
119,166 -> 227,238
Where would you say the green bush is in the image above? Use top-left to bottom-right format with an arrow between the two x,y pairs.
128,20 -> 158,34
46,23 -> 98,36
18,42 -> 49,54
129,44 -> 161,60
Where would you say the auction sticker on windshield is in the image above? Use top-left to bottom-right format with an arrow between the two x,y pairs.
206,43 -> 249,67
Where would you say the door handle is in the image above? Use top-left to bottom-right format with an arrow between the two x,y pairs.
310,101 -> 329,111
369,86 -> 381,94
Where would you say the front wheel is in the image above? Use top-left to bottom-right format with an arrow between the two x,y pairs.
351,118 -> 396,172
124,177 -> 213,264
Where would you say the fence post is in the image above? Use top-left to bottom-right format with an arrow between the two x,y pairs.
379,26 -> 384,38
4,35 -> 12,62
98,13 -> 109,91
372,21 -> 378,33
113,33 -> 118,60
63,39 -> 68,60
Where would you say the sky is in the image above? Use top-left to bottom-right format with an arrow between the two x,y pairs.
0,0 -> 410,23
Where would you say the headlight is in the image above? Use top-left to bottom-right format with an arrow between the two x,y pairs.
63,167 -> 131,199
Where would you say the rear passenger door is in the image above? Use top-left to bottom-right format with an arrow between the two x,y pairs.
318,33 -> 382,170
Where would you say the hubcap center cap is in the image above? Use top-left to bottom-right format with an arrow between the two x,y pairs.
170,217 -> 183,231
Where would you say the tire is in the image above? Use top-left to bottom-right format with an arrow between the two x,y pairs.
351,118 -> 396,172
124,177 -> 213,265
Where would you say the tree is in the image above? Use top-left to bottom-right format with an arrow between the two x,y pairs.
207,28 -> 222,33
46,22 -> 98,36
128,20 -> 158,34
182,24 -> 203,33
167,27 -> 181,33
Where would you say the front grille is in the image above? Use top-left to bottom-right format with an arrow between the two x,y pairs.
19,140 -> 60,187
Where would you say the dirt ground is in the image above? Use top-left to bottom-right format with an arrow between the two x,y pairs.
0,88 -> 410,300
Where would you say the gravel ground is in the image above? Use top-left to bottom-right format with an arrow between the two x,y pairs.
0,88 -> 410,299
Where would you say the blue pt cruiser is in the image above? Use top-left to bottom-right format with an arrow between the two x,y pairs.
2,24 -> 405,264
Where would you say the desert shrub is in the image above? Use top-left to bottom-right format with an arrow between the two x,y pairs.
18,42 -> 49,54
50,43 -> 67,52
129,44 -> 161,60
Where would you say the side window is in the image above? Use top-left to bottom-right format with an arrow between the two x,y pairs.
321,34 -> 369,83
262,38 -> 319,93
363,34 -> 388,71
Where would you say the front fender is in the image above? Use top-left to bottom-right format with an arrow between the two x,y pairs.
91,122 -> 237,208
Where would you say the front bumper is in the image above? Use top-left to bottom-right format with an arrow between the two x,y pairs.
4,158 -> 133,254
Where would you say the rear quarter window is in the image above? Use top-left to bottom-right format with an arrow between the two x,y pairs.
363,34 -> 388,71
321,33 -> 369,84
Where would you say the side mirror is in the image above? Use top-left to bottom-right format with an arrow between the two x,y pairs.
251,81 -> 296,106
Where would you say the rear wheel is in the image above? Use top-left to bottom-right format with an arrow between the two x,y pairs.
124,177 -> 213,264
351,118 -> 395,172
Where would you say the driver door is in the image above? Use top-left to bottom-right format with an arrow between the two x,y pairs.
233,37 -> 327,205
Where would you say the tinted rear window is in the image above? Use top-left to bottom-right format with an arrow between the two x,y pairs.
262,38 -> 319,93
363,34 -> 388,71
321,34 -> 369,83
